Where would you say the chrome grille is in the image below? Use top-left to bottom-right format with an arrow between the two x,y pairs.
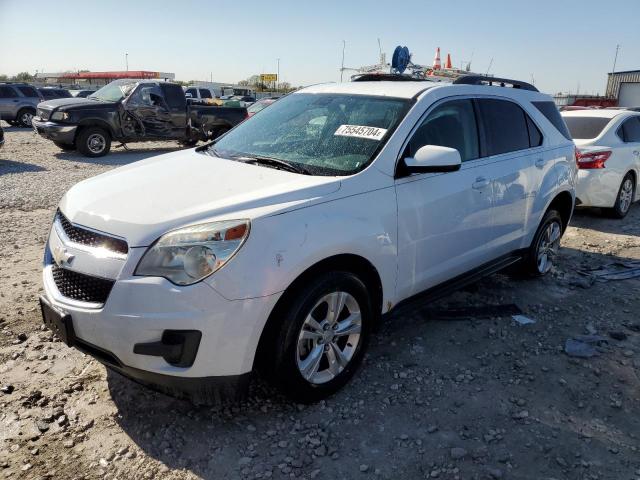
56,210 -> 128,256
51,265 -> 114,304
37,108 -> 51,121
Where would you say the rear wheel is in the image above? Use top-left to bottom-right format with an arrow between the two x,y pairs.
609,172 -> 635,219
17,108 -> 35,128
54,142 -> 75,151
77,127 -> 111,157
518,209 -> 563,277
266,272 -> 372,403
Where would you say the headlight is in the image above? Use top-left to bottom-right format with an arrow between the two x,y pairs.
50,111 -> 69,121
135,220 -> 250,285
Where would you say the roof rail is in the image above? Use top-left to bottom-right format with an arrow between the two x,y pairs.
453,75 -> 539,92
351,73 -> 432,82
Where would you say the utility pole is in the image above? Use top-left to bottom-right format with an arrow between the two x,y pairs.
125,53 -> 129,72
277,58 -> 280,92
612,44 -> 620,74
340,40 -> 346,82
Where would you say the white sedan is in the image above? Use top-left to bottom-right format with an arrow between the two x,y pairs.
562,109 -> 640,218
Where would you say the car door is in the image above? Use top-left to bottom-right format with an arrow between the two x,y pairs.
395,97 -> 496,299
474,98 -> 544,257
124,83 -> 174,138
617,116 -> 640,198
159,83 -> 188,137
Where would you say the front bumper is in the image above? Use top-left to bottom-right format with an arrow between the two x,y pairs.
32,119 -> 77,144
41,224 -> 281,403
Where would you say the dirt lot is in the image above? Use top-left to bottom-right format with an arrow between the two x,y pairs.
1,125 -> 639,480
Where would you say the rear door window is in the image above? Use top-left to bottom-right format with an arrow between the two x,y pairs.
533,101 -> 572,140
477,98 -> 530,156
619,117 -> 640,142
563,117 -> 612,139
17,86 -> 39,98
160,83 -> 187,110
526,115 -> 543,147
199,88 -> 212,99
0,86 -> 18,98
408,99 -> 480,162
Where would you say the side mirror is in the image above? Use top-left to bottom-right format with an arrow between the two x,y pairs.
403,145 -> 462,174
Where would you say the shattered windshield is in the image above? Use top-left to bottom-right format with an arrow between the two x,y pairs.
88,80 -> 138,102
207,93 -> 409,176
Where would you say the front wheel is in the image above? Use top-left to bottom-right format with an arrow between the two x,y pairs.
267,272 -> 372,403
518,209 -> 563,277
76,127 -> 111,157
609,173 -> 635,219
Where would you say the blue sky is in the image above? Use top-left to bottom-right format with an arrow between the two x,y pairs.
1,0 -> 639,95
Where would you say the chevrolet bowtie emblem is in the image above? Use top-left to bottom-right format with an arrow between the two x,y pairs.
53,245 -> 74,267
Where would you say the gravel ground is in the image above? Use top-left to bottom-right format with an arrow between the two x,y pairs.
1,125 -> 640,480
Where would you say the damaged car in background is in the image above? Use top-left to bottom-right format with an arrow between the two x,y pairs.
31,79 -> 248,157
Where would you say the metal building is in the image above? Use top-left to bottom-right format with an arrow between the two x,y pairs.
605,70 -> 640,107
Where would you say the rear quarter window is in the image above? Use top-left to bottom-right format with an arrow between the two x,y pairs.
563,116 -> 612,140
618,117 -> 640,142
533,101 -> 572,140
17,86 -> 39,98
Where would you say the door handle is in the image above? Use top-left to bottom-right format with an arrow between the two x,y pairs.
472,177 -> 490,189
535,158 -> 546,168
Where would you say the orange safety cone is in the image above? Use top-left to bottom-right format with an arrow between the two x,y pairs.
433,47 -> 441,70
445,53 -> 452,69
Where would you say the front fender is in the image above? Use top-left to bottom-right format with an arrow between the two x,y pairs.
205,186 -> 398,310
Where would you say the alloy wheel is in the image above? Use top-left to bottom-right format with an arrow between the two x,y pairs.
618,177 -> 634,214
536,220 -> 561,274
87,133 -> 106,154
21,112 -> 33,127
296,291 -> 362,385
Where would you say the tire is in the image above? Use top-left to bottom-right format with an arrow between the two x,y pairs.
518,209 -> 563,277
76,127 -> 111,157
608,172 -> 635,219
266,271 -> 373,403
17,108 -> 35,128
53,142 -> 75,151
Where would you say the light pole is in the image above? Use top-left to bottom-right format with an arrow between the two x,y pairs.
277,58 -> 280,92
125,53 -> 129,72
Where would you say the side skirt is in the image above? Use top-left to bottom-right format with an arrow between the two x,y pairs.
387,251 -> 526,318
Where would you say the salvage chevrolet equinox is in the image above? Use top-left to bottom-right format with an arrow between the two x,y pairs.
40,75 -> 576,404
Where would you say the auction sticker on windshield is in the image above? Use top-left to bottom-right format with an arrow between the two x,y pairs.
334,124 -> 388,141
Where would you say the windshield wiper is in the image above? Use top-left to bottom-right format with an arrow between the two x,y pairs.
232,155 -> 311,175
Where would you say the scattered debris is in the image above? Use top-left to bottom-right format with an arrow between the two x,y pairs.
608,331 -> 628,341
564,335 -> 608,358
430,304 -> 522,320
512,315 -> 536,325
579,260 -> 640,282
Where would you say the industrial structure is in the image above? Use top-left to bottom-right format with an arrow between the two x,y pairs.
34,70 -> 175,88
605,70 -> 640,107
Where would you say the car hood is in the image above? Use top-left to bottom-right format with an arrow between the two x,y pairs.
38,97 -> 117,111
59,149 -> 342,246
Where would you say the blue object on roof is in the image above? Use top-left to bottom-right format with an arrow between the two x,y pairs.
391,46 -> 411,74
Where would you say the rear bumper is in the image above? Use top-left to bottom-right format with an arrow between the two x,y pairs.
32,119 -> 77,144
576,169 -> 621,208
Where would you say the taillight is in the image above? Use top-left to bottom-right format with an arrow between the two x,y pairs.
576,149 -> 612,169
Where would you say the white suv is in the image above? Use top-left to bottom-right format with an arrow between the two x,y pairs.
40,76 -> 576,404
